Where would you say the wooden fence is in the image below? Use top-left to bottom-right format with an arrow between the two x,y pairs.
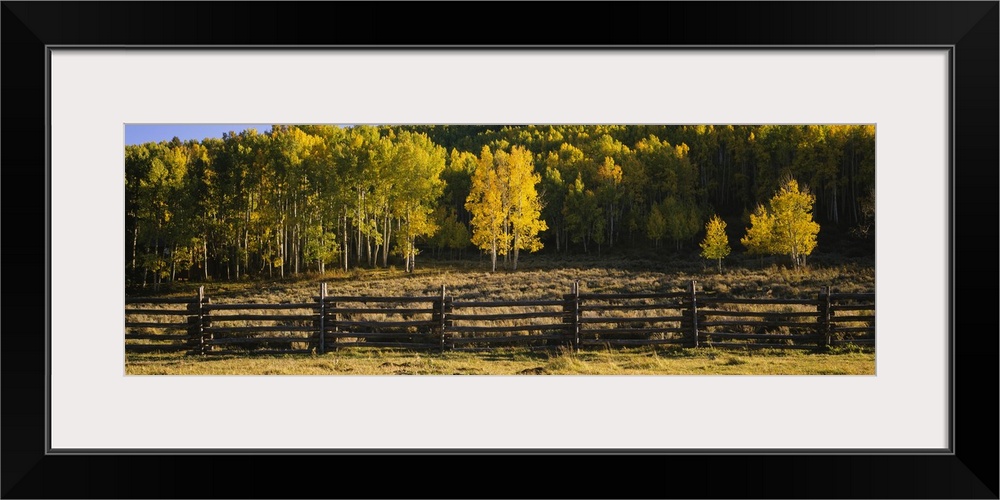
125,281 -> 875,355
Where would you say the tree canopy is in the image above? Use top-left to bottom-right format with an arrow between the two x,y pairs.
126,124 -> 872,286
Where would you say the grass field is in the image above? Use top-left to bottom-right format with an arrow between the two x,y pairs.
130,254 -> 875,303
126,346 -> 874,375
126,256 -> 875,375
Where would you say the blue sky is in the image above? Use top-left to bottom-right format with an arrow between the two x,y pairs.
125,124 -> 274,146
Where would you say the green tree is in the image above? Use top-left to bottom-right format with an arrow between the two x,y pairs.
596,156 -> 623,247
444,149 -> 477,224
699,214 -> 731,273
125,144 -> 152,281
646,204 -> 666,248
540,142 -> 587,252
302,223 -> 339,272
430,207 -> 470,259
661,196 -> 700,250
563,175 -> 602,254
851,186 -> 875,240
391,131 -> 446,273
540,165 -> 567,252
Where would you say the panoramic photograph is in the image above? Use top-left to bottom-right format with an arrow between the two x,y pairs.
124,124 -> 875,375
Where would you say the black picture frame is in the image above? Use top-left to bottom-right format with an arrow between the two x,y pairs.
3,2 -> 996,498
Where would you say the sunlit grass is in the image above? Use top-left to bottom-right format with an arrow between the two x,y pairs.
126,346 -> 874,375
129,256 -> 875,303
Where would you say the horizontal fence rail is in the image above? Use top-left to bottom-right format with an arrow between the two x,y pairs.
125,282 -> 875,355
577,287 -> 688,348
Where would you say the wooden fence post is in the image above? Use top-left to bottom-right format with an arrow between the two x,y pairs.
318,283 -> 327,355
330,297 -> 340,351
186,286 -> 204,355
818,286 -> 831,348
436,285 -> 449,353
199,287 -> 211,355
688,280 -> 699,348
561,282 -> 581,351
572,281 -> 580,352
562,284 -> 574,350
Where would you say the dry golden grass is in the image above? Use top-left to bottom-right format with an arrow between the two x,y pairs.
126,346 -> 875,375
131,255 -> 874,303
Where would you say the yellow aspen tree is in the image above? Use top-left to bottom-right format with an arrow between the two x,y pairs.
740,203 -> 775,264
699,214 -> 731,273
506,145 -> 547,270
492,148 -> 514,267
466,146 -> 505,272
768,178 -> 820,269
466,145 -> 547,271
742,179 -> 820,269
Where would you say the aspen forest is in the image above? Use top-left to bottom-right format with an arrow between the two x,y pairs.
125,124 -> 875,288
